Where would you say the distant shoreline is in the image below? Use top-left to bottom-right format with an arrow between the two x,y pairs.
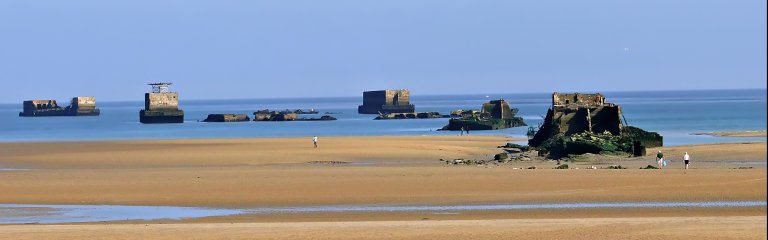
693,130 -> 767,138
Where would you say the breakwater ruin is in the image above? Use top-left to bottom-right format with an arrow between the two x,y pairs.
358,89 -> 415,114
253,111 -> 337,121
139,83 -> 184,124
442,99 -> 527,130
202,114 -> 251,122
374,112 -> 449,120
528,93 -> 663,158
18,97 -> 100,117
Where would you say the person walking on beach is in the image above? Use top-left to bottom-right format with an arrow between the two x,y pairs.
313,136 -> 318,148
460,126 -> 465,136
684,152 -> 690,170
656,150 -> 664,169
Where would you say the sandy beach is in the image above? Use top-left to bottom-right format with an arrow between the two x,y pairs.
2,216 -> 765,240
0,136 -> 765,239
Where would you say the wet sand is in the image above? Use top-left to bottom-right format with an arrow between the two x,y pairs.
1,216 -> 765,240
0,136 -> 765,239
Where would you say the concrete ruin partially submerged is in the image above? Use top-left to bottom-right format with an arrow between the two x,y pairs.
358,89 -> 415,114
19,97 -> 100,117
374,112 -> 448,120
441,99 -> 527,130
253,111 -> 337,121
255,109 -> 319,115
139,83 -> 184,124
202,114 -> 250,122
528,93 -> 663,158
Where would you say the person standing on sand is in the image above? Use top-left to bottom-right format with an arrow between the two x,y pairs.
313,136 -> 318,148
460,126 -> 465,136
684,152 -> 690,170
656,150 -> 664,169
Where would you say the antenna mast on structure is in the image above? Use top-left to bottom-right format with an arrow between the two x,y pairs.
148,82 -> 173,93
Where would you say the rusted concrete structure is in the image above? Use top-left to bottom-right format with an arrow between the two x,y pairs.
529,92 -> 663,158
358,89 -> 415,114
19,97 -> 100,117
139,83 -> 184,123
202,114 -> 250,122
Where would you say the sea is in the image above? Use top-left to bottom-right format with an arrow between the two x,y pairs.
0,89 -> 765,146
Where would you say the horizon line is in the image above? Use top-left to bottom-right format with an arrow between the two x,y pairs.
0,87 -> 765,105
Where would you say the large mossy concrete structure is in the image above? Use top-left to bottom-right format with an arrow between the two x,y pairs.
358,89 -> 415,114
139,83 -> 184,124
532,93 -> 620,138
529,93 -> 663,158
19,97 -> 100,117
442,99 -> 527,131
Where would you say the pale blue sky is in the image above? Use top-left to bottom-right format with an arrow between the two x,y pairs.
0,0 -> 765,102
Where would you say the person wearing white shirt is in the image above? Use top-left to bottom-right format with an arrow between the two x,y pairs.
683,152 -> 690,169
313,136 -> 318,148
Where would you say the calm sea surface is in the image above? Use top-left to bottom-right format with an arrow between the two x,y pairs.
0,89 -> 765,146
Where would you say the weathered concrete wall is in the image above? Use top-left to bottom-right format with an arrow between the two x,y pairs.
362,91 -> 387,107
21,98 -> 100,117
72,97 -> 97,112
23,100 -> 59,112
141,89 -> 183,123
385,90 -> 410,106
481,100 -> 517,119
253,112 -> 297,121
552,93 -> 605,106
144,93 -> 179,111
531,94 -> 623,147
547,105 -> 623,136
362,90 -> 411,106
442,99 -> 526,131
359,89 -> 415,114
254,113 -> 273,121
529,92 -> 662,158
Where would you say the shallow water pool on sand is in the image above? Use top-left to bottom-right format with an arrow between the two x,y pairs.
0,205 -> 241,224
1,201 -> 765,224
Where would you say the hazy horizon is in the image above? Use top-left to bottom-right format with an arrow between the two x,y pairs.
1,0 -> 766,102
1,88 -> 764,105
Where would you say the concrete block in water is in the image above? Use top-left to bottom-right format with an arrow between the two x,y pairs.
140,83 -> 184,124
358,89 -> 415,114
19,97 -> 100,117
441,99 -> 526,131
203,114 -> 251,122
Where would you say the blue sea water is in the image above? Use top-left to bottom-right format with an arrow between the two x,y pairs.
0,89 -> 765,146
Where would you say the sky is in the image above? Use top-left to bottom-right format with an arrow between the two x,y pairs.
0,0 -> 766,102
